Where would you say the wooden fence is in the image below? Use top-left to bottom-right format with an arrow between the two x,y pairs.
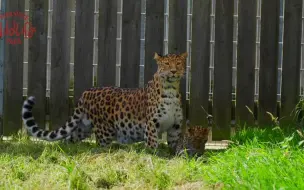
0,0 -> 303,141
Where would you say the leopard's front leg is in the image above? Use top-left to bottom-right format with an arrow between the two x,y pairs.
145,119 -> 159,149
167,109 -> 183,153
167,123 -> 182,152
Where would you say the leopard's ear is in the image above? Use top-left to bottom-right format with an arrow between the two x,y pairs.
180,52 -> 188,59
154,52 -> 161,61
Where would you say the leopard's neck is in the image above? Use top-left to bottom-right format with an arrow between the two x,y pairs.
145,73 -> 181,99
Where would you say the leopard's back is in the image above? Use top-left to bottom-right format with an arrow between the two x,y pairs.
80,87 -> 148,144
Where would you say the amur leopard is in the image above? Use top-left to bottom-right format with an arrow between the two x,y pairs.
22,52 -> 187,152
175,119 -> 211,157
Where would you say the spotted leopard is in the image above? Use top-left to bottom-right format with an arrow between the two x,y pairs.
22,52 -> 187,152
176,123 -> 210,157
176,116 -> 212,157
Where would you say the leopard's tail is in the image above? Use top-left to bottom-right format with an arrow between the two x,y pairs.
22,96 -> 83,141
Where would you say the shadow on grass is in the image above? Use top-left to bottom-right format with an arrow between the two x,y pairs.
4,124 -> 300,161
0,139 -> 173,159
0,138 -> 225,162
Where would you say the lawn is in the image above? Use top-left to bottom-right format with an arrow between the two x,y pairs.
0,125 -> 303,190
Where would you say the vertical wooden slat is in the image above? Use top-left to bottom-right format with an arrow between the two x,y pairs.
0,0 -> 6,135
3,0 -> 25,135
50,0 -> 71,129
189,0 -> 211,126
28,0 -> 48,128
213,0 -> 234,140
120,0 -> 141,88
98,0 -> 117,87
144,0 -> 164,83
258,0 -> 279,126
168,0 -> 187,123
236,0 -> 257,126
281,0 -> 302,126
74,0 -> 94,103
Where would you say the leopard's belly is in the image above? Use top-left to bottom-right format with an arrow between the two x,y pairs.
115,122 -> 145,144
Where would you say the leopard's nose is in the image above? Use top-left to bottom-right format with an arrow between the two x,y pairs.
171,70 -> 177,74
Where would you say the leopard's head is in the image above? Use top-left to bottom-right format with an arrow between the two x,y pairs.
153,52 -> 187,82
187,126 -> 210,149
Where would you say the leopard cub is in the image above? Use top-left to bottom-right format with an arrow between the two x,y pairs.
176,119 -> 211,157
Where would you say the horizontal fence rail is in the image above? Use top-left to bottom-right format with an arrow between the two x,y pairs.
0,0 -> 303,141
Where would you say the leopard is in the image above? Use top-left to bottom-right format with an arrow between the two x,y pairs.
22,52 -> 188,153
175,121 -> 210,157
175,116 -> 213,157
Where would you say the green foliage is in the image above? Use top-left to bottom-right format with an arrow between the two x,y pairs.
201,144 -> 304,189
292,97 -> 304,128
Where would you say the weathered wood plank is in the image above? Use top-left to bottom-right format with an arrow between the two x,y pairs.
0,0 -> 6,135
212,0 -> 234,140
189,0 -> 211,126
3,0 -> 25,135
168,0 -> 187,125
236,0 -> 257,126
120,0 -> 141,88
280,0 -> 302,126
98,0 -> 117,87
74,0 -> 94,103
144,0 -> 164,83
258,0 -> 280,126
50,0 -> 71,129
27,0 -> 48,129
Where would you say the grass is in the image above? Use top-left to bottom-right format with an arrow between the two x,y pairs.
0,140 -> 210,190
0,124 -> 304,190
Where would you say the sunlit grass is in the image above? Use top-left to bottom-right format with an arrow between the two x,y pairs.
0,124 -> 303,189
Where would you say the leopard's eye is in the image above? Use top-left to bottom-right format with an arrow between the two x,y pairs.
177,62 -> 181,65
164,62 -> 169,65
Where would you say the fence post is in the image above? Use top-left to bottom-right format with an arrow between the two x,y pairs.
50,0 -> 71,129
0,0 -> 5,135
189,0 -> 211,127
120,0 -> 141,88
74,0 -> 94,103
144,0 -> 164,83
27,0 -> 48,129
98,0 -> 117,87
236,0 -> 257,126
280,0 -> 302,126
258,0 -> 280,126
212,0 -> 234,140
3,0 -> 25,135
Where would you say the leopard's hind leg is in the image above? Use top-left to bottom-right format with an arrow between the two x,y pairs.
94,123 -> 116,146
64,122 -> 94,143
63,114 -> 94,143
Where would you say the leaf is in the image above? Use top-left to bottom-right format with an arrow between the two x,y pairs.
296,130 -> 304,138
266,112 -> 276,122
245,106 -> 254,117
299,140 -> 304,146
272,126 -> 281,131
285,134 -> 295,142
